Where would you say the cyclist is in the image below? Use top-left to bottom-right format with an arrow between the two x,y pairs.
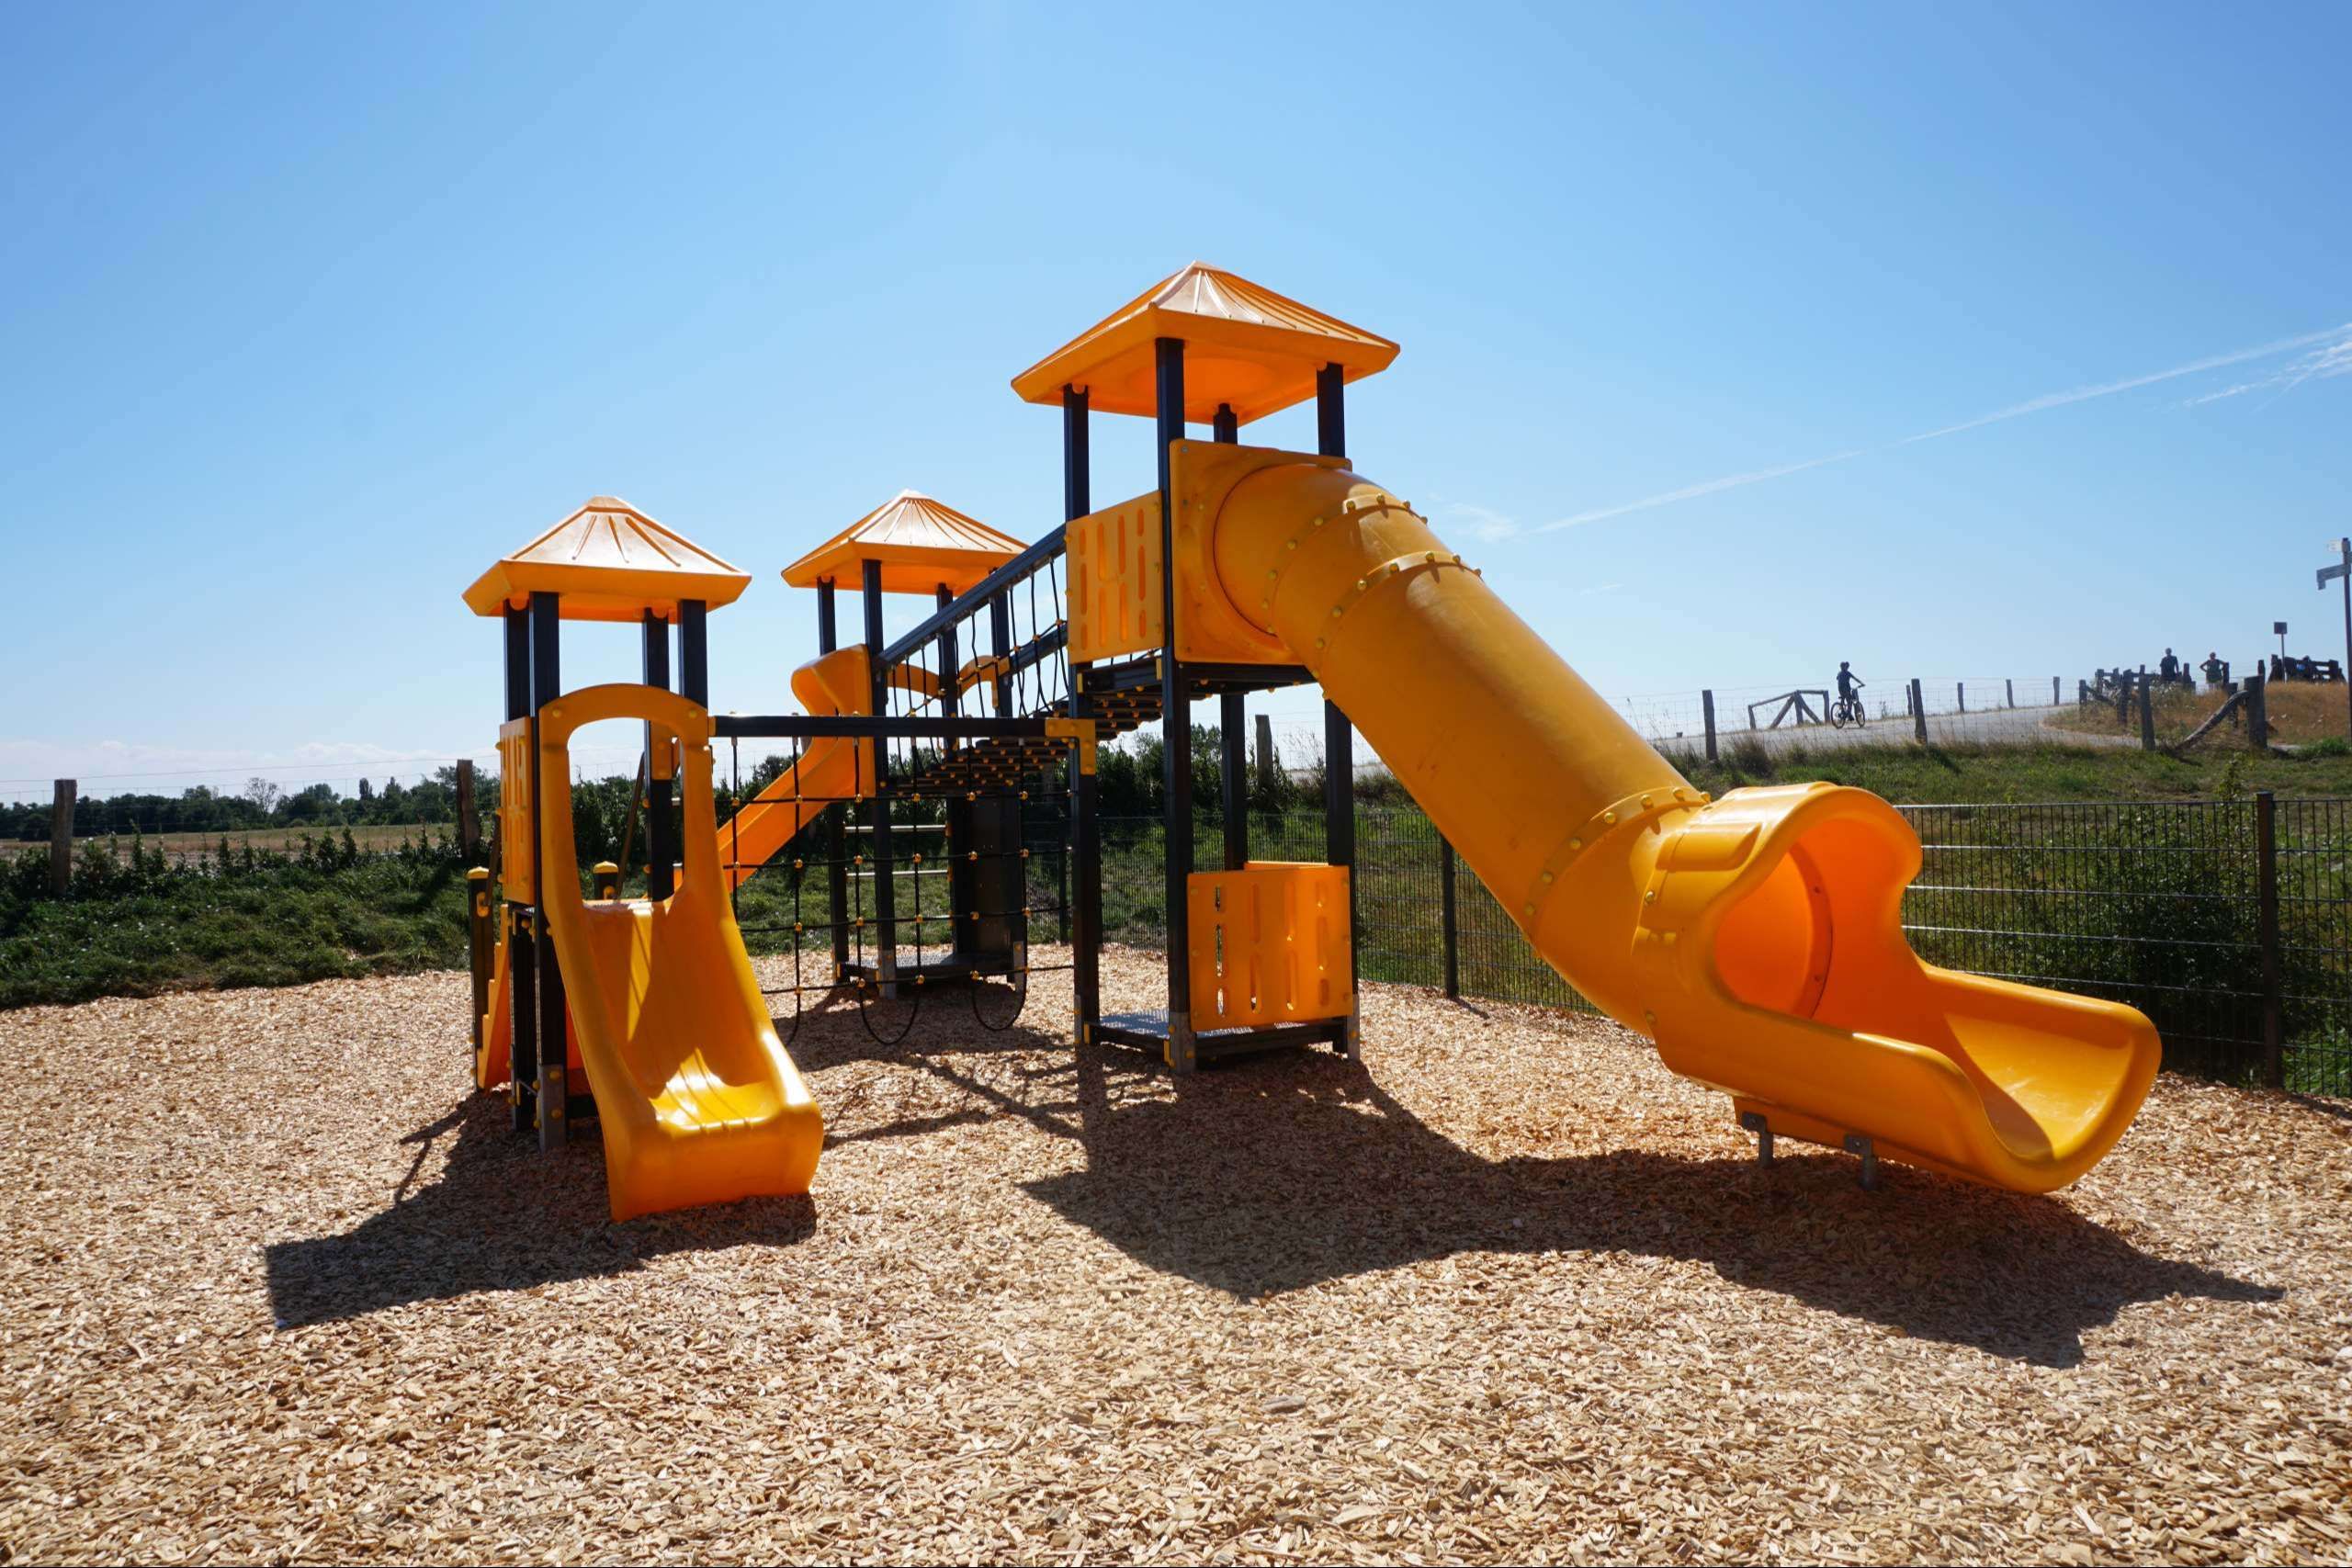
1833,661 -> 1866,726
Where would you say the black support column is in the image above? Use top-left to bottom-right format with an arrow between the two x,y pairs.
1317,363 -> 1361,1056
1063,385 -> 1102,1045
528,591 -> 567,1148
1155,337 -> 1194,1071
640,612 -> 673,900
502,604 -> 536,1135
862,560 -> 897,997
817,578 -> 849,976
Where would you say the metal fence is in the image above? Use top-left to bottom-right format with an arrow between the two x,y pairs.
1095,794 -> 2352,1098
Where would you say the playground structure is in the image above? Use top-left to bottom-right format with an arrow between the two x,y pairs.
462,264 -> 2162,1222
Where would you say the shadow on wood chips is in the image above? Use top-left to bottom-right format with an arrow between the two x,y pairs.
262,1089 -> 817,1330
269,989 -> 2274,1369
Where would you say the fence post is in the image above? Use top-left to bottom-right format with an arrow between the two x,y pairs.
1957,682 -> 1966,714
2006,678 -> 2014,709
50,779 -> 74,895
2247,671 -> 2269,750
1253,713 -> 1274,796
2139,675 -> 2156,750
2256,789 -> 2284,1089
456,758 -> 479,861
1701,689 -> 1718,762
2052,674 -> 2061,705
1909,679 -> 1927,743
1439,834 -> 1459,998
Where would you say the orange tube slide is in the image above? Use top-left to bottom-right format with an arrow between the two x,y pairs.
1201,450 -> 2158,1192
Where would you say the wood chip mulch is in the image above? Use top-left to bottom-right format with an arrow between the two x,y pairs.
2,946 -> 2347,1564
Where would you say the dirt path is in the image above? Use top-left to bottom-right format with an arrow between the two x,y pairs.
2,954 -> 2346,1562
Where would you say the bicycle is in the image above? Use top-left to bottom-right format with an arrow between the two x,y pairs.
1829,693 -> 1867,728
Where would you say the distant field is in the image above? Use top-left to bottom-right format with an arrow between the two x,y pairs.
2052,679 -> 2352,749
57,821 -> 460,864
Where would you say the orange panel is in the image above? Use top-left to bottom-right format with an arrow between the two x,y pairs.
496,716 -> 534,904
1067,492 -> 1163,664
1186,863 -> 1352,1031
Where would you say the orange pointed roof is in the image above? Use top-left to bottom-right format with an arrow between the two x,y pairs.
1011,263 -> 1398,425
461,495 -> 752,622
782,490 -> 1027,596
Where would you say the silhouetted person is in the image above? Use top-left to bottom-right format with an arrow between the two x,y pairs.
2160,649 -> 2179,682
1836,661 -> 1863,703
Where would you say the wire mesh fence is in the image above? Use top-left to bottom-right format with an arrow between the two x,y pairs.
1091,795 -> 2351,1098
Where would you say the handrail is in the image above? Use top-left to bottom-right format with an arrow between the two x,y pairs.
879,525 -> 1069,668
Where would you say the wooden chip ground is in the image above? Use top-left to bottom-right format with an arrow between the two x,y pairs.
3,948 -> 2347,1563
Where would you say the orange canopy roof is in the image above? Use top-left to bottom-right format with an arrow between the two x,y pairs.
461,496 -> 752,622
1011,263 -> 1398,425
782,490 -> 1026,596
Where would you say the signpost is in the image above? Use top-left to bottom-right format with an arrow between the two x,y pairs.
2319,538 -> 2352,741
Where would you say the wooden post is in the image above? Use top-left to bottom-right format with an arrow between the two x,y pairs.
1254,713 -> 1274,796
2256,789 -> 2283,1089
2006,678 -> 2015,710
1909,680 -> 1927,743
50,779 -> 74,895
2139,674 -> 2157,751
1957,682 -> 1966,714
1702,689 -> 1718,762
456,758 -> 480,861
2053,674 -> 2061,705
2247,671 -> 2269,750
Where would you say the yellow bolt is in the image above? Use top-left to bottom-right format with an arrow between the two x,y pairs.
1425,551 -> 1438,563
1356,578 -> 1368,591
1644,889 -> 1657,904
1603,811 -> 1617,825
793,858 -> 804,870
1639,795 -> 1651,808
1314,637 -> 1327,649
1521,903 -> 1535,916
1266,570 -> 1278,580
1568,837 -> 1583,851
1330,607 -> 1342,619
1540,871 -> 1554,885
1644,1010 -> 1657,1026
1284,540 -> 1297,551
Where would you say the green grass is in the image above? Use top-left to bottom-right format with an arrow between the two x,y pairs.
0,833 -> 474,1009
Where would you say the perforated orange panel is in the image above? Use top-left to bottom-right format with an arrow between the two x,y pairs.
1186,862 -> 1352,1031
497,716 -> 534,903
1067,492 -> 1163,664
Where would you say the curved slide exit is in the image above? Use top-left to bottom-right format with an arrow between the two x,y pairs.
535,683 -> 823,1222
1187,444 -> 2159,1192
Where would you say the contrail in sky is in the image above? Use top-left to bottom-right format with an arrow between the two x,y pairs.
1532,321 -> 2351,535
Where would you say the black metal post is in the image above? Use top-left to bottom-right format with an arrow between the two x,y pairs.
1325,697 -> 1359,1055
1318,358 -> 1357,1055
861,559 -> 896,996
677,598 -> 708,706
1440,834 -> 1459,998
1219,692 -> 1248,870
2256,789 -> 2284,1089
1316,363 -> 1346,459
1063,385 -> 1102,1044
641,611 -> 674,900
816,579 -> 838,654
501,604 -> 535,1135
1212,402 -> 1238,444
1155,336 -> 1194,1070
529,591 -> 566,1150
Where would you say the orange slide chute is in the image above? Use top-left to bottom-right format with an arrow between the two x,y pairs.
1188,443 -> 2159,1192
534,683 -> 823,1221
719,648 -> 876,890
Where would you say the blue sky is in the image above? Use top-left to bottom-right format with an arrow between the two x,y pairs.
3,1 -> 2346,799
